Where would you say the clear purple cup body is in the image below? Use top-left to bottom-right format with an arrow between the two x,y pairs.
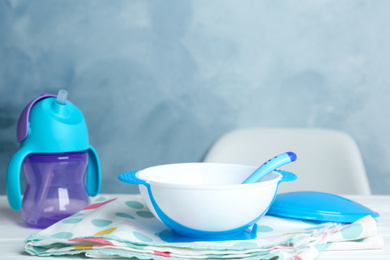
21,152 -> 90,228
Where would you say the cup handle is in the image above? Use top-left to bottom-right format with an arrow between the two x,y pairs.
86,145 -> 101,197
276,169 -> 297,183
6,147 -> 31,210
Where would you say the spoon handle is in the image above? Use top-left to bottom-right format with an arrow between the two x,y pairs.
242,152 -> 296,184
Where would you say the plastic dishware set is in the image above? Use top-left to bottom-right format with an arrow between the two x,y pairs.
6,90 -> 379,244
119,152 -> 379,242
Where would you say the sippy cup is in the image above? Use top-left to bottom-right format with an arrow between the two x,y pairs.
6,90 -> 101,228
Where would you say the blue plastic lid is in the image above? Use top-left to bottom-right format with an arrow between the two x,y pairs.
267,191 -> 379,223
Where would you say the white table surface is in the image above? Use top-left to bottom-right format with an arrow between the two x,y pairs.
0,194 -> 389,259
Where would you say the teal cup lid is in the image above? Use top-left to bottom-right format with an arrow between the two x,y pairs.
17,90 -> 89,152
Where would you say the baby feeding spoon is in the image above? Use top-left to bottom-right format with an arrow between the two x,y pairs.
242,152 -> 297,184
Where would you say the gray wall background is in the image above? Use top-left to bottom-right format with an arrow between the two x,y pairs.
1,0 -> 389,195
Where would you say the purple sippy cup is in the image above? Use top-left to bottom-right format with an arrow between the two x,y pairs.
6,90 -> 101,228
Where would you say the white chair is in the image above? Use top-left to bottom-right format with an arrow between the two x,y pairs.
203,128 -> 371,195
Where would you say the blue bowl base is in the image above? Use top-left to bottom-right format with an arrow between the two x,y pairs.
159,224 -> 258,243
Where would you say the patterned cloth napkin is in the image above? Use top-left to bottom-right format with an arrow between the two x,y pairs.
25,195 -> 383,260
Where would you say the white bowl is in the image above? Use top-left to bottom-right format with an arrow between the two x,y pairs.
119,163 -> 296,240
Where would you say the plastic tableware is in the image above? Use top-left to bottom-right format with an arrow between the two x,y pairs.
119,163 -> 297,242
267,191 -> 379,223
6,90 -> 101,228
21,152 -> 91,228
242,152 -> 297,184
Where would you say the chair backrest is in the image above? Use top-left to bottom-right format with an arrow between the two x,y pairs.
203,128 -> 371,195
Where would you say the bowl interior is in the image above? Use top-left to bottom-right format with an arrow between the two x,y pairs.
137,162 -> 280,186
